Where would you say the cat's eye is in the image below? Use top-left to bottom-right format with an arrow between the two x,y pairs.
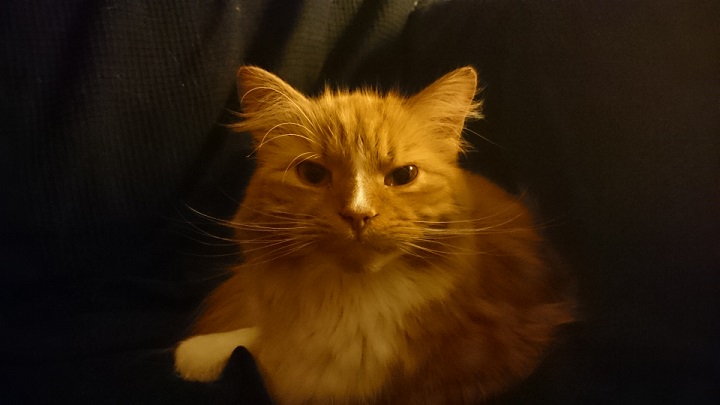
297,161 -> 331,186
385,165 -> 418,186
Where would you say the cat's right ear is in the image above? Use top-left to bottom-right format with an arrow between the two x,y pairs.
407,67 -> 482,151
235,66 -> 308,123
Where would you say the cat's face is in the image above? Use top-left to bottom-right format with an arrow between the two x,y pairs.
232,67 -> 480,271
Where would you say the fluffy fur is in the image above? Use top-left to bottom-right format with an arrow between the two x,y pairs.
174,66 -> 573,404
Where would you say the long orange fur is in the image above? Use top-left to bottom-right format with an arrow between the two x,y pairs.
174,66 -> 574,404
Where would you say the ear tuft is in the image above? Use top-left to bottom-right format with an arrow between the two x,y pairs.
236,66 -> 307,117
408,66 -> 482,141
231,66 -> 311,152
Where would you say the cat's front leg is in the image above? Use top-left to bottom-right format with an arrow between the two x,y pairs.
174,327 -> 260,382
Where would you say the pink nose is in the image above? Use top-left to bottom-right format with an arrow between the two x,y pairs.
339,209 -> 377,233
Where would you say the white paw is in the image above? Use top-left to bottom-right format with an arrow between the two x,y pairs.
174,327 -> 260,382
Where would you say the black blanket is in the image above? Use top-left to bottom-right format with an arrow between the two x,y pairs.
2,0 -> 718,403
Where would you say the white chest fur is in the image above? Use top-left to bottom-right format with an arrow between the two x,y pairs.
252,258 -> 458,402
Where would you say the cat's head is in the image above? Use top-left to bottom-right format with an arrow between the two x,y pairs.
231,66 -> 481,271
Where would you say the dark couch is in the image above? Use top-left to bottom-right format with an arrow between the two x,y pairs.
2,0 -> 718,403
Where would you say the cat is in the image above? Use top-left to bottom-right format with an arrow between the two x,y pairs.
174,65 -> 574,404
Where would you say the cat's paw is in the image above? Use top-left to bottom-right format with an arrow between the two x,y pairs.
174,327 -> 260,382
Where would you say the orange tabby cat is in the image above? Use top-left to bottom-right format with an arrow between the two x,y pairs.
174,66 -> 573,404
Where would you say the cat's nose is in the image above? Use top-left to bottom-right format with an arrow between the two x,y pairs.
339,209 -> 377,234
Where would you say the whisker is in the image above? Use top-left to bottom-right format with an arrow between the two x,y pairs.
236,234 -> 301,244
234,223 -> 313,231
462,126 -> 504,149
402,241 -> 456,258
182,204 -> 315,232
173,198 -> 322,270
414,193 -> 529,226
238,204 -> 316,221
174,205 -> 245,244
240,86 -> 319,135
245,240 -> 314,266
245,236 -> 310,259
264,208 -> 315,218
412,238 -> 484,255
181,204 -> 232,224
396,245 -> 428,260
240,237 -> 305,254
166,229 -> 239,247
249,132 -> 318,157
282,152 -> 318,183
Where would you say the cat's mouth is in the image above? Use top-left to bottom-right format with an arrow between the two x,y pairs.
330,233 -> 388,251
339,227 -> 394,249
320,232 -> 401,272
333,243 -> 402,273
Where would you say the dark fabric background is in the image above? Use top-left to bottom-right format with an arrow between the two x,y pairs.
1,0 -> 718,403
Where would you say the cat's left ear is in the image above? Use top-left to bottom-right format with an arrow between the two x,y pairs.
408,66 -> 482,143
233,66 -> 315,156
235,66 -> 309,131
